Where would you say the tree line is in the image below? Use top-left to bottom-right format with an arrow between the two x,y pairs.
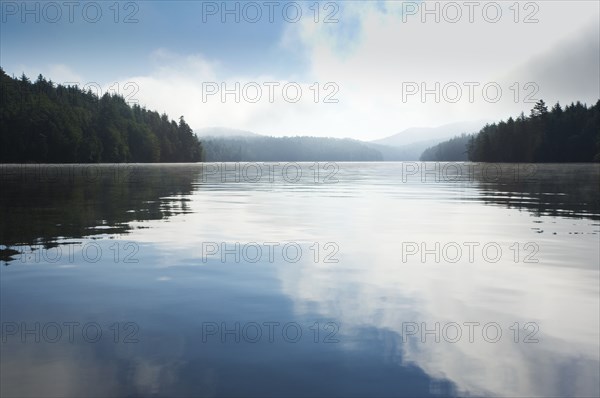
467,100 -> 600,162
0,68 -> 203,163
419,133 -> 473,161
421,100 -> 600,162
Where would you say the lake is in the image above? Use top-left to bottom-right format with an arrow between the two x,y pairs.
1,162 -> 599,397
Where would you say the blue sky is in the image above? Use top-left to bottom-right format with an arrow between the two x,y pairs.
1,1 -> 313,79
1,1 -> 599,140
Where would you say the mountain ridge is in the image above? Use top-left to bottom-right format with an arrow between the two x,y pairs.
371,120 -> 488,148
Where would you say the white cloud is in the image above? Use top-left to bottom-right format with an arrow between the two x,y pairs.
285,0 -> 600,138
25,1 -> 598,140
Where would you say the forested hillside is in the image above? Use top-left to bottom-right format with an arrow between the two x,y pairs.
467,100 -> 600,162
0,69 -> 202,163
202,136 -> 383,161
420,134 -> 473,161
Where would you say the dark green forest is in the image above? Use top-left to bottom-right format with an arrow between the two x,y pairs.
0,68 -> 202,163
202,136 -> 383,161
420,133 -> 473,161
421,100 -> 600,162
467,100 -> 600,162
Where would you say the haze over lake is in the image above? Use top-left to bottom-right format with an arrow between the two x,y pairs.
1,163 -> 598,397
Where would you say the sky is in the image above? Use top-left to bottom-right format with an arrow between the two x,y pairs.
1,0 -> 599,140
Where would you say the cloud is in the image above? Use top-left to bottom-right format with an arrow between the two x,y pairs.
27,1 -> 598,140
500,20 -> 600,108
284,0 -> 600,137
114,49 -> 354,137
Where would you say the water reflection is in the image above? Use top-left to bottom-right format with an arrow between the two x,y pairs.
1,163 -> 598,397
0,164 -> 199,261
470,163 -> 600,220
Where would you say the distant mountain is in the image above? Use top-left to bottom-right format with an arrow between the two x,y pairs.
195,127 -> 260,138
371,121 -> 487,148
196,121 -> 491,162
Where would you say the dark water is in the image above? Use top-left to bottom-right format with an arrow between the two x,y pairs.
1,163 -> 599,397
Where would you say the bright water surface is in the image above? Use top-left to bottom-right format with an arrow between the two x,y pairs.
1,163 -> 599,397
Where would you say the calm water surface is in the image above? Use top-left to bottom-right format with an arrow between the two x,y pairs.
1,163 -> 599,397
